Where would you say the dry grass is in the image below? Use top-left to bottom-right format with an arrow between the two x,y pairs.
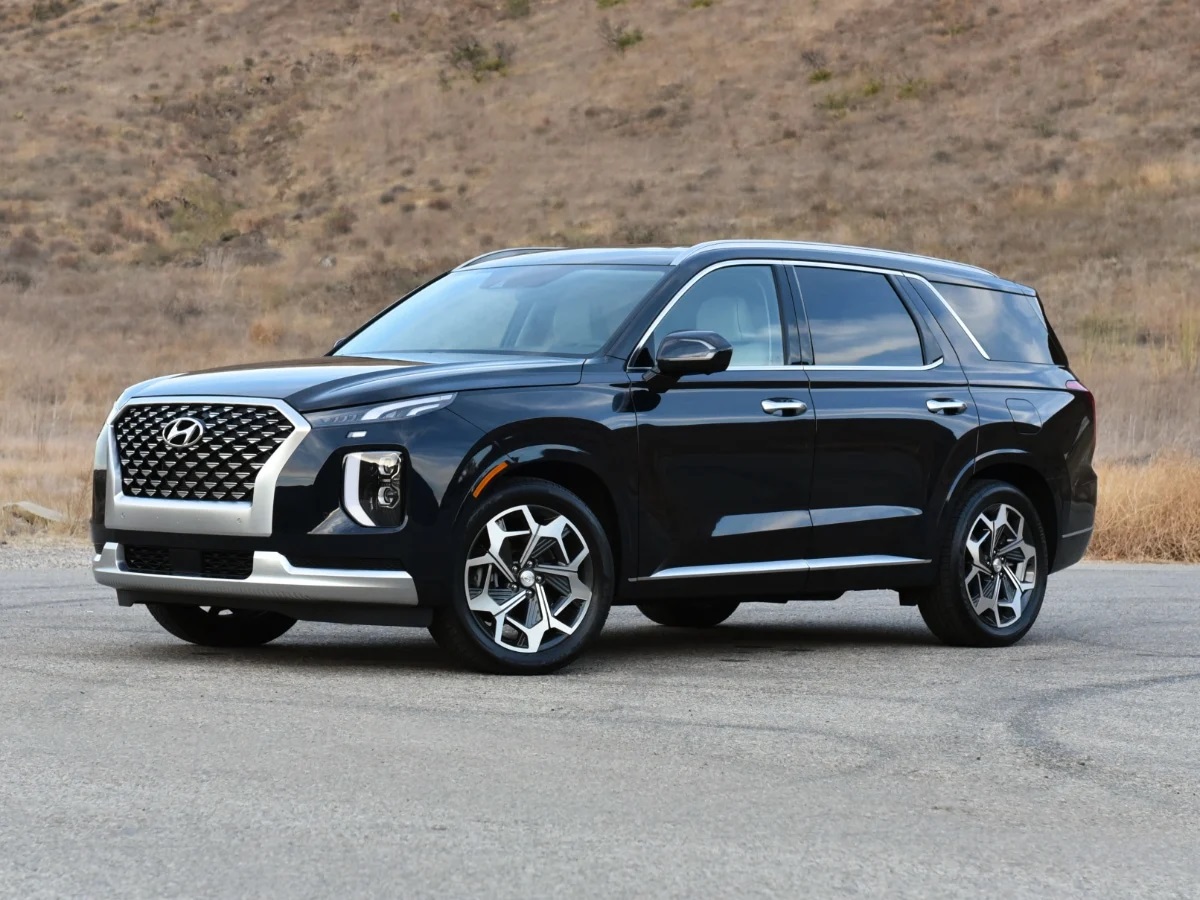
0,0 -> 1198,556
1090,458 -> 1200,563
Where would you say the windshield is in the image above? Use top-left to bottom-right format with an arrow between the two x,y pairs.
337,264 -> 669,358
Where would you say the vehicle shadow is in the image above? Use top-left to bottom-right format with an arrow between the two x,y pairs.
120,616 -> 935,673
126,628 -> 459,673
590,619 -> 934,662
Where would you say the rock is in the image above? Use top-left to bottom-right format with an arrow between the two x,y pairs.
319,255 -> 337,268
3,501 -> 66,527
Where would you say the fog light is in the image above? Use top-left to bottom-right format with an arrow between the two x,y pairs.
343,450 -> 404,527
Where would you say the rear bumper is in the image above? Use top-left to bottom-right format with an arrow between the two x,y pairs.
92,542 -> 420,606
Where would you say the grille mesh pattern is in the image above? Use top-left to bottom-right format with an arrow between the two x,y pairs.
124,545 -> 254,580
201,551 -> 254,580
113,402 -> 294,502
124,545 -> 170,574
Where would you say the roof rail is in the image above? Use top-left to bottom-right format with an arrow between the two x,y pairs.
454,247 -> 563,269
670,239 -> 996,277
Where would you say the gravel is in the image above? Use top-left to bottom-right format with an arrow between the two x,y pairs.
0,535 -> 91,571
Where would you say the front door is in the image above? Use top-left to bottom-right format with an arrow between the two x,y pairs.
632,264 -> 815,596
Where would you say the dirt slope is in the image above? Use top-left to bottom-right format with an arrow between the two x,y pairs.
0,0 -> 1197,544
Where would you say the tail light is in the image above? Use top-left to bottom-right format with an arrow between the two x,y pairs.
1065,378 -> 1096,438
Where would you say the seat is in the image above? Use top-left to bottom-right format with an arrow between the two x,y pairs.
695,294 -> 775,366
545,296 -> 606,354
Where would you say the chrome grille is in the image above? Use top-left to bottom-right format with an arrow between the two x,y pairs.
113,402 -> 295,502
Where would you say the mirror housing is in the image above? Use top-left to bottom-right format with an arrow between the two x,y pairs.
330,336 -> 349,354
650,330 -> 733,379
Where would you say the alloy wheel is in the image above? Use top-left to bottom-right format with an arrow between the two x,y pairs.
463,503 -> 594,654
963,502 -> 1038,628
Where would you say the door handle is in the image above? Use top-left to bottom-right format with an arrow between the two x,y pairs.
761,398 -> 808,416
927,398 -> 968,415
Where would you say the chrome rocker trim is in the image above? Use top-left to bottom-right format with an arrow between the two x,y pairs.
102,395 -> 311,538
633,554 -> 929,581
93,543 -> 419,606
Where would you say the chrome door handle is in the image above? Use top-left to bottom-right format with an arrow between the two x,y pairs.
761,398 -> 808,416
927,399 -> 968,415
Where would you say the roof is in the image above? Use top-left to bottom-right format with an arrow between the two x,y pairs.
461,240 -> 1033,294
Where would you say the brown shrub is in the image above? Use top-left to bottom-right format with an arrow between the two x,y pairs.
324,206 -> 358,236
1089,457 -> 1200,562
249,316 -> 283,346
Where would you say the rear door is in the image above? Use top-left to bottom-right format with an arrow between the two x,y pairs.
632,263 -> 815,595
789,264 -> 979,566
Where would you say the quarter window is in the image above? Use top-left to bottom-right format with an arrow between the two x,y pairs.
932,282 -> 1056,364
648,266 -> 784,367
795,267 -> 925,367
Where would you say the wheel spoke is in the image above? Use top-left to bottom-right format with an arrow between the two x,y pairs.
467,586 -> 527,617
539,582 -> 582,636
971,577 -> 997,619
1000,564 -> 1025,619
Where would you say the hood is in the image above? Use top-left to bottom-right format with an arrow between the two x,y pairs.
127,353 -> 586,412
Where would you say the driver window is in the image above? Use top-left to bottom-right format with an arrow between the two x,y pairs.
649,266 -> 784,367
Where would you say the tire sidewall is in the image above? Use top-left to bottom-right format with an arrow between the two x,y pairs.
947,483 -> 1049,643
442,478 -> 614,672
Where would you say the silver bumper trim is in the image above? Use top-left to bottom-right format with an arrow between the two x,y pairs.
92,543 -> 419,606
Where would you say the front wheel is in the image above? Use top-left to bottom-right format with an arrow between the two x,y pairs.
144,601 -> 296,647
637,599 -> 740,628
429,478 -> 614,674
918,480 -> 1048,647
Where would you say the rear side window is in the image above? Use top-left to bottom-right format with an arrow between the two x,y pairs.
794,267 -> 924,367
932,282 -> 1055,364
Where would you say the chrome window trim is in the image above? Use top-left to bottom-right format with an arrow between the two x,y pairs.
805,358 -> 944,373
632,554 -> 929,581
628,259 -> 791,373
103,395 -> 311,538
904,275 -> 993,361
629,258 -> 957,373
92,543 -> 419,606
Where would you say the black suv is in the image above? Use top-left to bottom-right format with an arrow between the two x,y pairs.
91,241 -> 1097,673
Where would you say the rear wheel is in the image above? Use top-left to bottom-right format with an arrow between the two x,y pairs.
918,480 -> 1048,647
429,478 -> 613,674
637,599 -> 740,628
144,601 -> 296,647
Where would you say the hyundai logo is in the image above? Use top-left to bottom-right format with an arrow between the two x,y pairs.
161,416 -> 206,449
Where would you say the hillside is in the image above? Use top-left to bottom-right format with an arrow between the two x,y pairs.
1,0 -> 1198,555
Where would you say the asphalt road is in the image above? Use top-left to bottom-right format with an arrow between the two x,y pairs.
2,560 -> 1198,899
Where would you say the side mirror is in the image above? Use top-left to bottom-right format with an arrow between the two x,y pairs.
330,336 -> 349,353
651,330 -> 733,377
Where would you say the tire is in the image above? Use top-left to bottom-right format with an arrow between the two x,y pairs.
429,477 -> 614,675
637,599 -> 740,628
144,601 -> 296,647
918,480 -> 1048,647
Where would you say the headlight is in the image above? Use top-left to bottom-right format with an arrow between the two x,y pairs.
306,393 -> 456,429
343,450 -> 405,527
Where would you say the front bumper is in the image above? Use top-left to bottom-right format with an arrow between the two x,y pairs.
92,542 -> 419,606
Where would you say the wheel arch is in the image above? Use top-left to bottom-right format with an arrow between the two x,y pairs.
481,451 -> 631,590
954,454 -> 1060,570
